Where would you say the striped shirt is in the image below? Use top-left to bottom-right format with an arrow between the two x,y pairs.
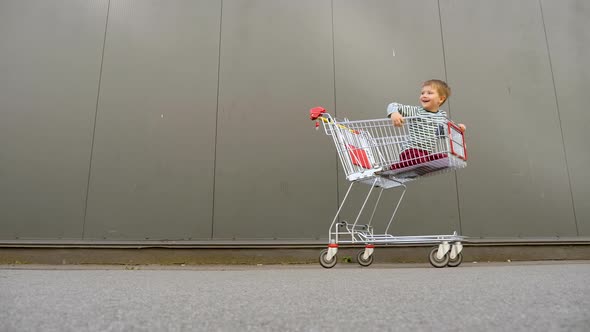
386,103 -> 447,152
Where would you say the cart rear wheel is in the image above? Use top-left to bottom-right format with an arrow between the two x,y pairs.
319,249 -> 337,269
447,252 -> 463,267
428,247 -> 449,268
356,250 -> 374,267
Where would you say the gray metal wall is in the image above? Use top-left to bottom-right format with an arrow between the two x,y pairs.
0,0 -> 588,242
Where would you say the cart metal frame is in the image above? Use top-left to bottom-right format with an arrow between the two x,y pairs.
310,107 -> 468,268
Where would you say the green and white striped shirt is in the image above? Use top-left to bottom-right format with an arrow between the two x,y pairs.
386,103 -> 447,152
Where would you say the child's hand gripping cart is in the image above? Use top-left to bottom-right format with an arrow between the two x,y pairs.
310,107 -> 468,268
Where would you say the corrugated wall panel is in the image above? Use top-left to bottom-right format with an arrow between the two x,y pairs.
541,0 -> 590,235
0,0 -> 108,239
213,0 -> 336,240
84,0 -> 220,240
440,0 -> 576,237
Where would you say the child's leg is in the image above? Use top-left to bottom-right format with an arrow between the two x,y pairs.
399,148 -> 429,167
389,148 -> 434,170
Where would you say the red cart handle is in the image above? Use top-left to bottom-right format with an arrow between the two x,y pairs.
309,106 -> 326,120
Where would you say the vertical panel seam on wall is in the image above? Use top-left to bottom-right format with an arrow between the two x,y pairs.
331,0 -> 341,221
437,0 -> 463,234
211,0 -> 223,239
539,0 -> 579,235
82,0 -> 111,239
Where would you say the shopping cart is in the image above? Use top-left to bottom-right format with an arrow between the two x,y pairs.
309,106 -> 467,268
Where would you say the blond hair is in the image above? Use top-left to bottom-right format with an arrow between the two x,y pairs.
423,79 -> 451,106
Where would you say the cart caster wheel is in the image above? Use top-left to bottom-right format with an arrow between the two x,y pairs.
447,252 -> 463,267
357,250 -> 374,267
428,247 -> 449,268
319,249 -> 337,269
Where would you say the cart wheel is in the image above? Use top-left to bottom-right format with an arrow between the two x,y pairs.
447,252 -> 463,267
319,249 -> 337,269
428,247 -> 449,268
356,250 -> 374,267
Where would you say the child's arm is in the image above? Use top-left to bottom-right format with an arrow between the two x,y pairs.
436,109 -> 466,132
386,102 -> 421,127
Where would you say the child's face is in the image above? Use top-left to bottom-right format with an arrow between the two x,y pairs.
420,85 -> 445,112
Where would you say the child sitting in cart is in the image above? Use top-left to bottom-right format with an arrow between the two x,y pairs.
387,79 -> 466,169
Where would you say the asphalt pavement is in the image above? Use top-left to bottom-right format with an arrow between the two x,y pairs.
1,261 -> 589,331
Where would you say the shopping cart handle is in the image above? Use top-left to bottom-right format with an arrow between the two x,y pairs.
309,106 -> 326,120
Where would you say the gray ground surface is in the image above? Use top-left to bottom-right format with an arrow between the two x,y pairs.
1,262 -> 589,331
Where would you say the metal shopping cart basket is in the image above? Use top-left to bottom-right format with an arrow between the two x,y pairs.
309,106 -> 468,268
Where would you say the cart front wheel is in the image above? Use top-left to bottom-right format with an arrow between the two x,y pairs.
356,250 -> 374,267
428,247 -> 449,268
447,252 -> 463,267
319,249 -> 337,269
